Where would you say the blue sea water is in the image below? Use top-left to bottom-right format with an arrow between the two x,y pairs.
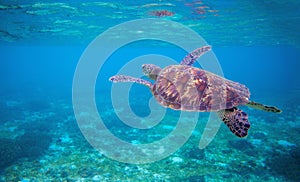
0,0 -> 300,181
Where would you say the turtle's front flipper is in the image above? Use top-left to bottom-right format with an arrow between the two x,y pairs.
246,101 -> 282,113
180,45 -> 212,66
217,107 -> 250,138
109,75 -> 153,88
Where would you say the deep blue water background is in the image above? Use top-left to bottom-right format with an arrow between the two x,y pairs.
1,45 -> 299,102
0,0 -> 300,181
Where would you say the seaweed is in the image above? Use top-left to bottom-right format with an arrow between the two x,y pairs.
228,139 -> 254,151
185,147 -> 205,160
19,117 -> 57,133
0,138 -> 21,169
16,132 -> 52,159
266,146 -> 300,181
187,175 -> 205,182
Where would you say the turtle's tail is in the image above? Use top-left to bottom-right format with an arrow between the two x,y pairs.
246,101 -> 282,113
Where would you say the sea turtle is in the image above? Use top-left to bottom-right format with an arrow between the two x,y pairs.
109,46 -> 281,137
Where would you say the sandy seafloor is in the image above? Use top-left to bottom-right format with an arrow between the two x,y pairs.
0,0 -> 300,181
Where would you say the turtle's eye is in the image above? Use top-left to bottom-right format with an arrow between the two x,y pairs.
142,64 -> 147,71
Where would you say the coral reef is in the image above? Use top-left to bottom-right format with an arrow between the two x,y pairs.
0,91 -> 299,181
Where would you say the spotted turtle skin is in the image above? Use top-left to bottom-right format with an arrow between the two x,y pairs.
151,65 -> 250,112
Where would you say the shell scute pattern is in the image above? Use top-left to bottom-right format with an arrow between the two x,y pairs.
153,65 -> 206,111
153,65 -> 250,112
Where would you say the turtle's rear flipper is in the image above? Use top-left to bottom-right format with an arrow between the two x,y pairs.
246,101 -> 282,113
217,107 -> 250,138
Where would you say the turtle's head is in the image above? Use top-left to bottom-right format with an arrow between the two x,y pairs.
142,64 -> 161,80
